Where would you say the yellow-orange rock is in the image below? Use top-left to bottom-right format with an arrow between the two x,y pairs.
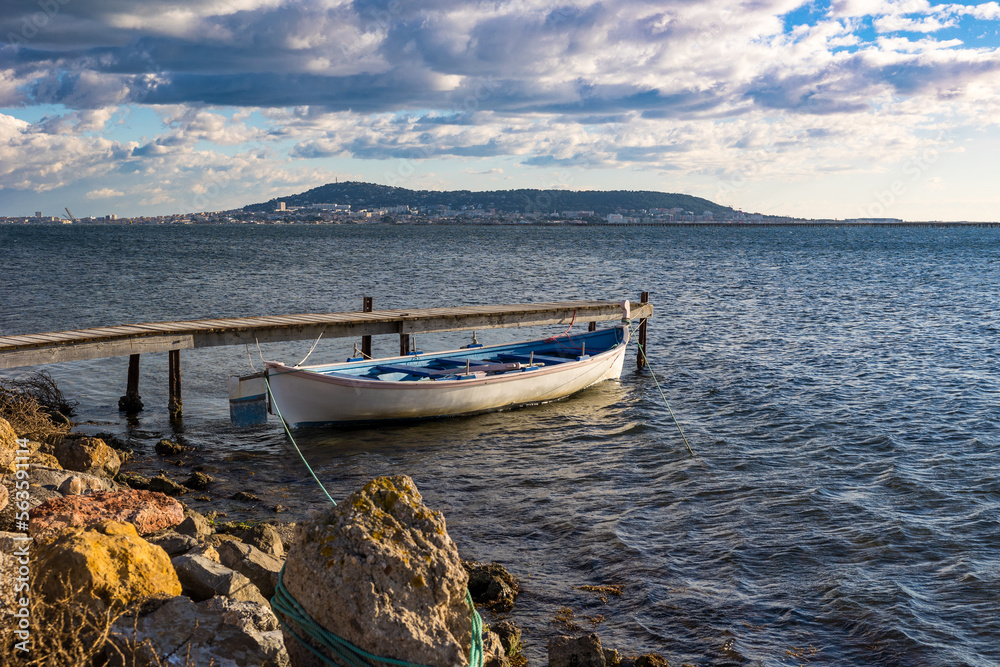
0,417 -> 23,473
34,520 -> 182,606
54,436 -> 121,477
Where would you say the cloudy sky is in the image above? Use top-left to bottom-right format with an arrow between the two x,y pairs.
1,0 -> 999,220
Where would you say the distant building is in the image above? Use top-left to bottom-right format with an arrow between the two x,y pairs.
34,211 -> 42,218
277,202 -> 286,211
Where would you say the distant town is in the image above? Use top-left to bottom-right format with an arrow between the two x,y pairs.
0,203 -> 926,227
2,181 -> 991,226
0,202 -> 793,226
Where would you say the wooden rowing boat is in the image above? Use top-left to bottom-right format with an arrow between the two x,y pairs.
259,311 -> 633,427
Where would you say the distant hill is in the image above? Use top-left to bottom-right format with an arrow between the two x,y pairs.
243,181 -> 735,217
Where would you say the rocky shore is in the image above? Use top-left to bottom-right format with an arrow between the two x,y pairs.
1,399 -> 681,666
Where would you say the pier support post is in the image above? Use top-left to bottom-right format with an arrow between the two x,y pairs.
168,349 -> 182,420
400,333 -> 410,356
361,296 -> 373,359
117,354 -> 143,413
588,322 -> 597,332
636,291 -> 649,371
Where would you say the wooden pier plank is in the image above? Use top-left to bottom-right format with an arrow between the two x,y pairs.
0,300 -> 652,369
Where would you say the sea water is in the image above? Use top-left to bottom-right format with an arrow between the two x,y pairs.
2,223 -> 998,666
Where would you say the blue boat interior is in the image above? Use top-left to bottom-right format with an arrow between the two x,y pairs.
307,325 -> 626,382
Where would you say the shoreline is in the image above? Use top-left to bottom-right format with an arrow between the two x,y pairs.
1,384 -> 694,666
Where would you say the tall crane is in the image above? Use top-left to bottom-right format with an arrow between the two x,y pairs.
64,207 -> 75,221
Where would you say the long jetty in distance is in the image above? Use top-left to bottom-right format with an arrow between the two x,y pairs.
0,297 -> 653,419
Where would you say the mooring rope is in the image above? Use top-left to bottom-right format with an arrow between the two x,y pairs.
261,373 -> 485,667
272,566 -> 483,667
630,323 -> 695,457
296,327 -> 327,367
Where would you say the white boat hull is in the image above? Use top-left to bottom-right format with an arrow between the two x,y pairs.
264,328 -> 629,426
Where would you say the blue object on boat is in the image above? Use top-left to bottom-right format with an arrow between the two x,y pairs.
228,373 -> 268,426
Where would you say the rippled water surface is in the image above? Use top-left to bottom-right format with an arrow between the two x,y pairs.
2,224 -> 999,666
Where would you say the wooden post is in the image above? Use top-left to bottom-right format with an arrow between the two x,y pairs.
400,333 -> 410,356
588,321 -> 597,332
636,291 -> 649,371
168,349 -> 182,419
117,354 -> 143,413
361,296 -> 373,359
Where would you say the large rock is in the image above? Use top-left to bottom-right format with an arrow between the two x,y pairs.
34,520 -> 182,606
217,540 -> 283,599
279,475 -> 500,667
171,554 -> 269,604
53,436 -> 121,477
548,634 -> 607,667
30,489 -> 184,536
109,595 -> 288,667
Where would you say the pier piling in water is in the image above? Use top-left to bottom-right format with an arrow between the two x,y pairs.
168,349 -> 182,420
118,353 -> 143,413
637,291 -> 649,371
361,296 -> 373,359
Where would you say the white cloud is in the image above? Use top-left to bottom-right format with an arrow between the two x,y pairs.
86,188 -> 125,199
874,15 -> 956,32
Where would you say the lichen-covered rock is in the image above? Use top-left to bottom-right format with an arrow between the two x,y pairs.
548,634 -> 606,667
171,553 -> 269,604
53,436 -> 121,477
34,520 -> 182,605
30,451 -> 62,468
30,489 -> 184,536
217,539 -> 283,599
109,595 -> 289,667
147,474 -> 188,496
464,560 -> 520,612
155,439 -> 186,456
280,475 -> 495,667
492,620 -> 522,658
184,471 -> 214,490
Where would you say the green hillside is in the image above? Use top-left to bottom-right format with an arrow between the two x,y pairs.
243,182 -> 734,217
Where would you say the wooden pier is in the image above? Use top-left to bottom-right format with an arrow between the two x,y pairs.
0,299 -> 652,417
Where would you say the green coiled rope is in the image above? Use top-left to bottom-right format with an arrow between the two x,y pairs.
272,566 -> 484,667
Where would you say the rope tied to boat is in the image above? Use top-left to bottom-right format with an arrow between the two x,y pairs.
295,326 -> 326,366
261,373 -> 485,667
